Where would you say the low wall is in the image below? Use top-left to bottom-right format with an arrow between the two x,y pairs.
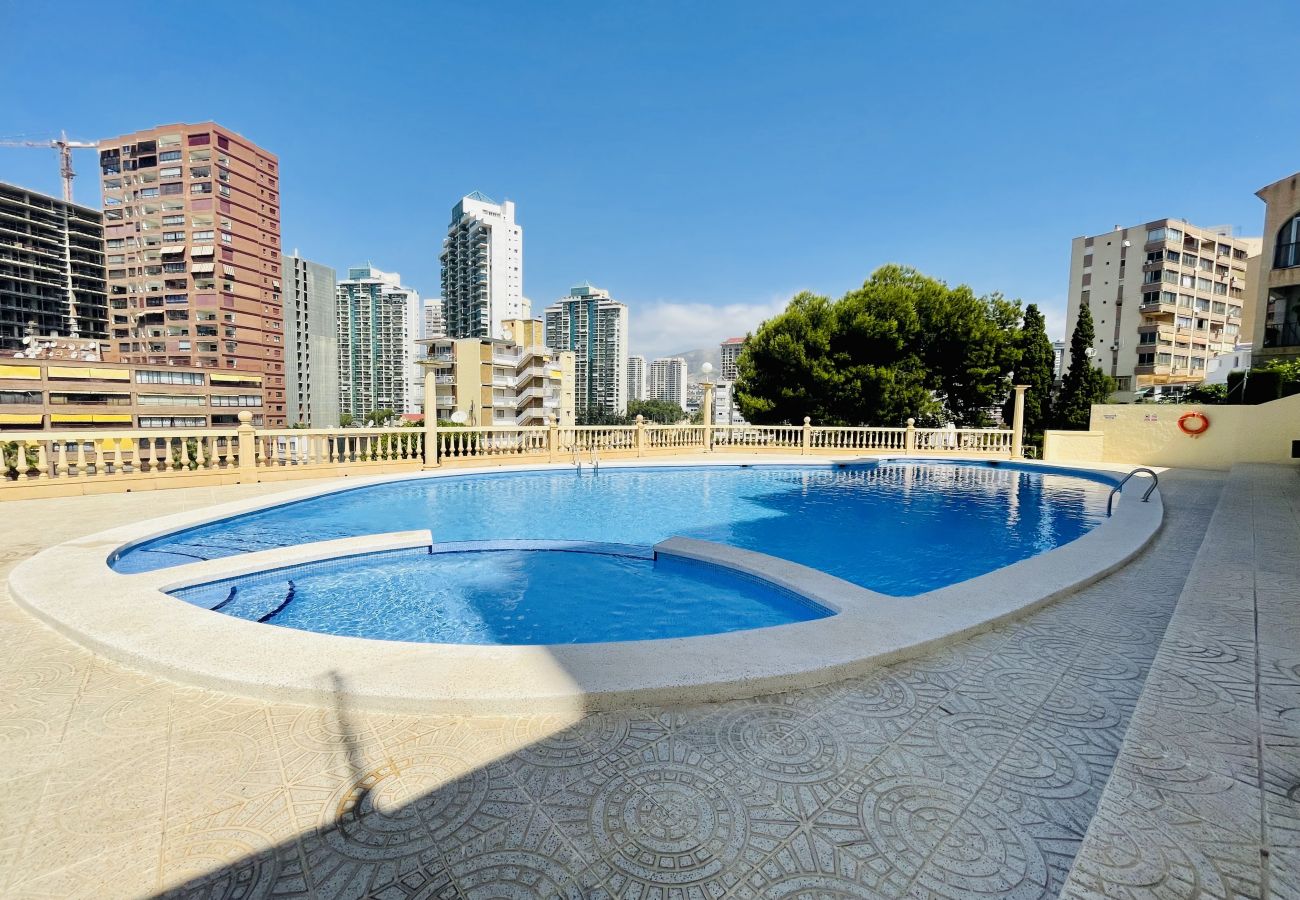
1042,394 -> 1300,469
1042,431 -> 1105,464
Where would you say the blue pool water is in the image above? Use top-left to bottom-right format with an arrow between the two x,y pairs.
115,462 -> 1114,596
170,547 -> 831,644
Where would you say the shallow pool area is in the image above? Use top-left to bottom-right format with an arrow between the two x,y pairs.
169,545 -> 832,644
113,461 -> 1115,596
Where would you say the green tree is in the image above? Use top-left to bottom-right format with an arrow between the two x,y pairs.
627,398 -> 686,424
735,267 -> 1022,427
1001,303 -> 1055,446
338,413 -> 355,428
365,408 -> 395,427
735,292 -> 838,424
1054,304 -> 1114,429
576,409 -> 630,426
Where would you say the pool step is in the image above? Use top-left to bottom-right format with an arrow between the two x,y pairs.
257,580 -> 296,623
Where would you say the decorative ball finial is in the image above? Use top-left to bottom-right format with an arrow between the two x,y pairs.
237,411 -> 253,424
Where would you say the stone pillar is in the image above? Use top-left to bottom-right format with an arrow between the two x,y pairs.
701,381 -> 715,452
1010,384 -> 1028,459
801,416 -> 811,455
547,415 -> 559,463
236,410 -> 257,484
635,414 -> 646,457
423,368 -> 439,468
905,418 -> 916,455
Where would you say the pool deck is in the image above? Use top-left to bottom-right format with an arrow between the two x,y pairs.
0,460 -> 1296,898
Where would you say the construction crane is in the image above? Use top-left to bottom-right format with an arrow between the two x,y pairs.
0,131 -> 99,203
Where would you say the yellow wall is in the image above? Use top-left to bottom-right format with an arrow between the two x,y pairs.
1043,395 -> 1300,469
1042,431 -> 1104,463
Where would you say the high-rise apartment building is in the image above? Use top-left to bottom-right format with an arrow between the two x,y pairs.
626,355 -> 646,401
647,357 -> 688,409
0,182 -> 107,352
1064,219 -> 1257,392
1251,171 -> 1300,365
336,265 -> 420,418
422,297 -> 446,340
440,192 -> 528,339
1051,340 -> 1067,381
719,336 -> 746,381
420,318 -> 574,426
544,283 -> 628,418
281,253 -> 339,426
97,123 -> 285,425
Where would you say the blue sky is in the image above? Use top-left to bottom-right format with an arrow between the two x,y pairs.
3,0 -> 1298,358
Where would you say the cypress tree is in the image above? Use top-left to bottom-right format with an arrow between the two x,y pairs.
1055,304 -> 1113,429
1001,303 -> 1055,447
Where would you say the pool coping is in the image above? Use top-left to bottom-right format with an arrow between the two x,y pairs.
6,455 -> 1164,715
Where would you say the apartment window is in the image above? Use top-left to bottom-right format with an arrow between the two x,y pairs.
1139,332 -> 1157,345
190,182 -> 212,195
1198,258 -> 1214,272
138,187 -> 159,198
1179,273 -> 1195,288
1156,353 -> 1172,365
162,231 -> 185,242
136,370 -> 203,385
192,230 -> 214,241
1227,305 -> 1242,318
1212,301 -> 1227,315
0,390 -> 41,405
1195,298 -> 1210,312
1138,352 -> 1155,366
1160,290 -> 1177,304
1274,214 -> 1300,269
162,215 -> 184,226
187,133 -> 210,147
160,183 -> 183,196
1173,355 -> 1189,368
139,416 -> 206,428
1175,315 -> 1192,328
159,150 -> 181,162
138,394 -> 205,406
1196,277 -> 1213,292
209,394 -> 263,407
190,166 -> 211,178
159,166 -> 182,179
49,392 -> 131,406
1225,323 -> 1239,336
1146,227 -> 1166,242
1191,357 -> 1206,370
1164,249 -> 1180,263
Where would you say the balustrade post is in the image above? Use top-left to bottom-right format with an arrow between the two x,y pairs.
635,415 -> 646,457
236,411 -> 257,484
701,380 -> 714,452
547,415 -> 559,463
801,417 -> 811,455
1010,384 -> 1028,459
424,415 -> 439,469
905,417 -> 916,455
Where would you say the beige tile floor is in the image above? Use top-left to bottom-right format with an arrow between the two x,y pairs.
0,468 -> 1286,899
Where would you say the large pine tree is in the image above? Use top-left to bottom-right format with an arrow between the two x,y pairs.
1054,304 -> 1113,429
1001,303 -> 1055,447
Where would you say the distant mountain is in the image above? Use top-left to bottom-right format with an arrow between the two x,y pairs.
669,347 -> 722,382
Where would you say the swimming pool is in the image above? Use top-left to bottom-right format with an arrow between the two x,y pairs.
169,545 -> 832,644
115,461 -> 1114,596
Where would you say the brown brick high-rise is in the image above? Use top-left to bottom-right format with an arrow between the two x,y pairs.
97,123 -> 285,425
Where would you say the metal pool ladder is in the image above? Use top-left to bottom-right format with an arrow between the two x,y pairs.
1107,467 -> 1158,516
591,446 -> 600,472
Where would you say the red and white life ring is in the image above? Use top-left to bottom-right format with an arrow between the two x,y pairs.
1178,411 -> 1210,437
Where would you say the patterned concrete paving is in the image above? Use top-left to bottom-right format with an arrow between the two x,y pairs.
1063,465 -> 1300,900
0,466 -> 1286,898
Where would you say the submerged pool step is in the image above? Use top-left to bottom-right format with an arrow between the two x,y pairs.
258,580 -> 296,623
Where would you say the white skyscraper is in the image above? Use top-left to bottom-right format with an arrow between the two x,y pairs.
337,265 -> 421,418
422,297 -> 446,340
544,283 -> 629,418
647,357 -> 688,409
627,355 -> 646,402
440,192 -> 529,339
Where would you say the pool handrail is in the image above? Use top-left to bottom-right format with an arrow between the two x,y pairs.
1107,467 -> 1158,516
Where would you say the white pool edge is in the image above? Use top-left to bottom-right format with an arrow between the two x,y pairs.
6,454 -> 1163,715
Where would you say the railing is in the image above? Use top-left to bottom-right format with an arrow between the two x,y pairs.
2,414 -> 1021,497
913,428 -> 1014,455
1107,467 -> 1158,516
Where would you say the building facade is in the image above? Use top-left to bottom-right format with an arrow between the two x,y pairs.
420,318 -> 573,427
97,123 -> 285,425
1,351 -> 266,431
422,297 -> 446,340
626,355 -> 646,402
719,336 -> 746,381
336,265 -> 420,419
543,283 -> 628,418
439,192 -> 528,339
281,253 -> 339,427
0,182 -> 107,352
1051,340 -> 1067,381
647,356 -> 688,409
1064,219 -> 1257,392
1252,171 -> 1300,365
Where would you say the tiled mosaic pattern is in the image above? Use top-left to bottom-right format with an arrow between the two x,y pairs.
1062,464 -> 1300,900
0,468 -> 1291,899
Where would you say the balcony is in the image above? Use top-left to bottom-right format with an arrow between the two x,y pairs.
1139,300 -> 1176,317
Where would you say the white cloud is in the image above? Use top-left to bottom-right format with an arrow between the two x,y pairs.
1037,296 -> 1070,343
628,295 -> 792,360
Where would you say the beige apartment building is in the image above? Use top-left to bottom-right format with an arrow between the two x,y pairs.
97,123 -> 286,425
419,318 -> 574,427
0,354 -> 267,431
1251,171 -> 1300,365
1065,219 -> 1258,392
